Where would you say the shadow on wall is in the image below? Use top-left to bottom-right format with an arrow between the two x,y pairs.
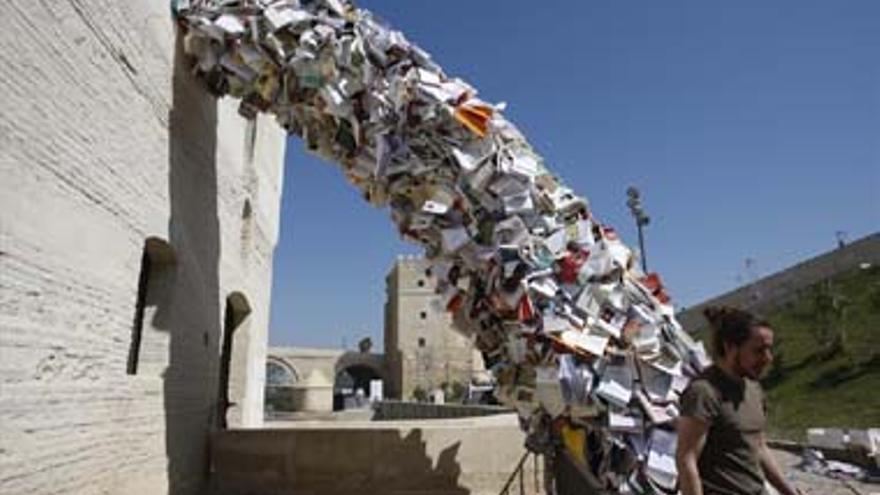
158,27 -> 220,495
211,428 -> 470,495
368,429 -> 468,495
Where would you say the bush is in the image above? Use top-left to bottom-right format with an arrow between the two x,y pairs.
412,386 -> 428,402
440,380 -> 468,403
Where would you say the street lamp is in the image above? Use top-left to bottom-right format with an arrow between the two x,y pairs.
835,230 -> 848,249
744,257 -> 761,303
626,186 -> 650,273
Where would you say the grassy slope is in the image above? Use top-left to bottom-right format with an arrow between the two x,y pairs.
698,265 -> 880,440
762,264 -> 880,440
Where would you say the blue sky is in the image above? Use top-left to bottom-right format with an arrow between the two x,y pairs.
269,0 -> 879,349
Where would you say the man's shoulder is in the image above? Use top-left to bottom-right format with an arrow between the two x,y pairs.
682,373 -> 719,400
680,371 -> 723,420
689,366 -> 725,388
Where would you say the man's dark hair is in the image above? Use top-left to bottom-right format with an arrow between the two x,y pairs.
704,306 -> 770,358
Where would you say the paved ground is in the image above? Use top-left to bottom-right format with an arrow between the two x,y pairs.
768,449 -> 878,495
266,415 -> 878,494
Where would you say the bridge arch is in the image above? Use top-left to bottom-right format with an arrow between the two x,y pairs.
334,351 -> 386,381
333,351 -> 386,408
266,356 -> 299,386
264,355 -> 302,414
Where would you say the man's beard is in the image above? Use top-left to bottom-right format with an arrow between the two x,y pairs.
735,350 -> 762,380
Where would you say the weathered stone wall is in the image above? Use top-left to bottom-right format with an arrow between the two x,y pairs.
0,2 -> 285,494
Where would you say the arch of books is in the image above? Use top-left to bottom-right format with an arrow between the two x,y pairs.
175,1 -> 710,491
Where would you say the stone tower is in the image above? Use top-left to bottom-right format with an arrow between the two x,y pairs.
384,256 -> 484,400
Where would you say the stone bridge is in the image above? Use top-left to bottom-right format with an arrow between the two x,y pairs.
266,347 -> 387,411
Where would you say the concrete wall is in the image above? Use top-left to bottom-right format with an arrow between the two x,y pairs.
210,415 -> 543,495
385,257 -> 484,400
0,2 -> 285,494
677,233 -> 880,334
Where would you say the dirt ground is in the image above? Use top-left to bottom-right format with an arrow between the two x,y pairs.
768,449 -> 878,495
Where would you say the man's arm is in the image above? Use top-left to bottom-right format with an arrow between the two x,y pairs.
757,434 -> 802,495
676,416 -> 709,495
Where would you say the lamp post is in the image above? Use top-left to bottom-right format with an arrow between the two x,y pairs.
835,230 -> 848,249
626,186 -> 650,273
744,257 -> 761,305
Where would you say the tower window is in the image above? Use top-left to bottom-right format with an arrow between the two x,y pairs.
420,311 -> 427,320
418,338 -> 426,348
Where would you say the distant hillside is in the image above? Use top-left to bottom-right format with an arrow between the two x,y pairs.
677,233 -> 880,334
759,264 -> 880,439
692,264 -> 880,440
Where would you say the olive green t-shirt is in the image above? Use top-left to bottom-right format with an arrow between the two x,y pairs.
680,366 -> 767,495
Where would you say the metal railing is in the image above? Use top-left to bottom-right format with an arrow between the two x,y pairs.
499,451 -> 543,495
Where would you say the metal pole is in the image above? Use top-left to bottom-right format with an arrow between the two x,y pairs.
626,186 -> 650,274
637,222 -> 647,273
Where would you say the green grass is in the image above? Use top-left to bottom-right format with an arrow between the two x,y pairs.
699,265 -> 880,441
